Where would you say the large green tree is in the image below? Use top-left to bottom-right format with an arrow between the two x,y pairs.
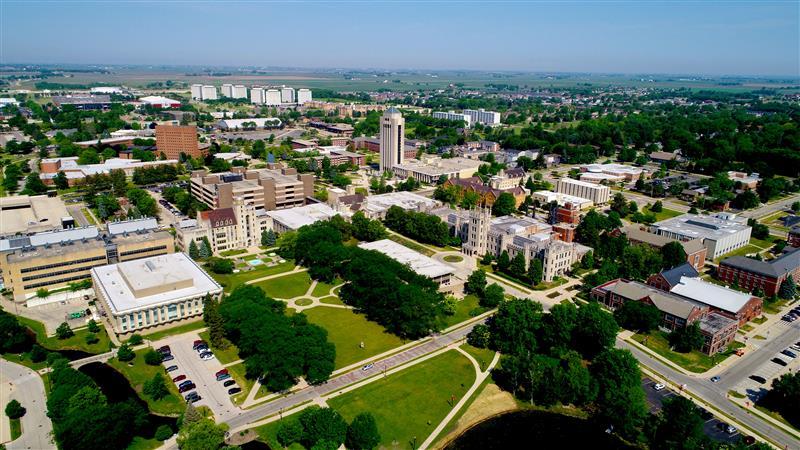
591,348 -> 647,440
346,412 -> 381,450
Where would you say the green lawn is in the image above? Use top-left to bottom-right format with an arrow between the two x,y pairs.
714,244 -> 764,263
15,316 -> 111,354
142,320 -> 206,342
226,361 -> 255,405
211,260 -> 296,292
631,332 -> 742,373
460,344 -> 496,372
750,235 -> 777,249
442,295 -> 488,329
9,417 -> 21,440
311,279 -> 342,297
254,413 -> 306,450
319,296 -> 345,306
252,271 -> 312,299
642,206 -> 683,222
443,255 -> 464,263
108,349 -> 185,415
763,299 -> 789,315
219,248 -> 248,257
387,234 -> 436,257
126,437 -> 162,450
328,350 -> 476,449
198,331 -> 240,365
302,307 -> 405,369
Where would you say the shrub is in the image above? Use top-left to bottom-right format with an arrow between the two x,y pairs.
116,344 -> 135,362
144,349 -> 164,365
55,322 -> 74,339
155,424 -> 173,441
5,400 -> 25,419
87,319 -> 100,333
84,333 -> 99,345
276,420 -> 303,447
128,334 -> 143,345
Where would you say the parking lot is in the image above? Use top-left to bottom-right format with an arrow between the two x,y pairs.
730,329 -> 800,402
642,378 -> 741,445
154,332 -> 240,421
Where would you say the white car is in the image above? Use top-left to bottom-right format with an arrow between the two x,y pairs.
653,383 -> 666,391
200,352 -> 215,361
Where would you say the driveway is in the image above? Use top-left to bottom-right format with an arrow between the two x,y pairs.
1,359 -> 55,450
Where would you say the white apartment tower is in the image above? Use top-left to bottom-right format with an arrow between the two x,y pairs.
190,84 -> 203,100
265,89 -> 282,106
379,107 -> 405,173
232,85 -> 248,99
201,85 -> 218,101
297,88 -> 312,104
280,87 -> 295,103
250,87 -> 264,104
221,84 -> 234,97
464,109 -> 501,125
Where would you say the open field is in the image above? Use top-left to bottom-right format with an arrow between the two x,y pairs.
108,349 -> 185,415
252,271 -> 312,299
642,206 -> 683,222
460,343 -> 496,371
327,349 -> 475,449
302,307 -> 405,369
442,294 -> 488,329
210,260 -> 296,292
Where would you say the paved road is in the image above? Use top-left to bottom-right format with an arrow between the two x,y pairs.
1,359 -> 56,450
741,194 -> 800,220
619,340 -> 800,449
224,321 -> 478,430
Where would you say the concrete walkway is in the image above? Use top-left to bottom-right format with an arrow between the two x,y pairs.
1,359 -> 56,450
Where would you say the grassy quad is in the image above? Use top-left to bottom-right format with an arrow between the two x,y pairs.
252,271 -> 313,299
210,259 -> 296,292
107,349 -> 185,415
310,278 -> 342,297
301,307 -> 405,369
442,295 -> 488,329
460,343 -> 496,372
327,350 -> 476,449
642,206 -> 683,222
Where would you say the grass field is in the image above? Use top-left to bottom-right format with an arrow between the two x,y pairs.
750,235 -> 777,249
219,248 -> 248,257
15,315 -> 112,354
327,350 -> 476,449
632,332 -> 743,373
642,206 -> 683,222
311,279 -> 342,297
198,331 -> 240,365
252,271 -> 313,299
210,260 -> 296,292
108,349 -> 185,415
226,361 -> 255,405
714,244 -> 764,263
387,234 -> 436,256
443,255 -> 464,263
142,320 -> 206,342
442,295 -> 488,329
319,296 -> 345,306
302,307 -> 405,369
126,437 -> 162,450
763,299 -> 789,315
9,417 -> 21,440
460,344 -> 496,372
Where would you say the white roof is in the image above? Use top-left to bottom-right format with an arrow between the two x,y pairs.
362,191 -> 440,214
92,253 -> 221,315
266,203 -> 338,230
107,217 -> 158,236
358,239 -> 454,278
0,226 -> 99,252
670,276 -> 753,314
139,95 -> 181,105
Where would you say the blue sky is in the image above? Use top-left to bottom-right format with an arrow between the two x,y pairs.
2,1 -> 798,76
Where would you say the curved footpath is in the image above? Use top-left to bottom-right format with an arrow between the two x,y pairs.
1,358 -> 56,450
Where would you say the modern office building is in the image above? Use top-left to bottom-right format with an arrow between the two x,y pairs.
92,252 -> 222,335
280,87 -> 295,103
155,125 -> 201,159
379,107 -> 405,172
0,218 -> 173,300
215,118 -> 282,130
138,96 -> 182,109
650,212 -> 751,260
265,89 -> 281,106
580,163 -> 646,182
531,191 -> 594,210
432,111 -> 472,127
358,239 -> 454,289
464,109 -> 501,125
297,89 -> 312,104
556,178 -> 611,205
0,195 -> 70,237
189,166 -> 314,211
717,247 -> 800,297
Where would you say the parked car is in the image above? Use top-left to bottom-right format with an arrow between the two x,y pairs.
216,373 -> 231,381
749,375 -> 767,384
172,375 -> 186,383
192,340 -> 207,350
782,315 -> 796,322
791,344 -> 800,352
215,369 -> 229,377
200,352 -> 215,361
162,354 -> 175,362
772,358 -> 788,367
165,365 -> 179,373
710,376 -> 720,383
223,380 -> 236,387
653,383 -> 666,391
725,425 -> 737,435
716,422 -> 728,431
781,349 -> 797,358
158,346 -> 171,354
185,394 -> 201,403
178,380 -> 194,389
228,387 -> 241,395
195,345 -> 209,353
178,383 -> 196,393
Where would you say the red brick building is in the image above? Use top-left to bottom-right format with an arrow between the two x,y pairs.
717,247 -> 800,297
156,125 -> 201,160
788,226 -> 800,248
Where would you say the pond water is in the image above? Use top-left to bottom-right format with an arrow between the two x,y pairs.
444,410 -> 635,450
248,259 -> 264,266
79,362 -> 178,437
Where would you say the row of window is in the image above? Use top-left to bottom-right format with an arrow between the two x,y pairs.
24,273 -> 91,290
120,299 -> 202,331
120,245 -> 168,257
20,254 -> 107,273
21,263 -> 104,282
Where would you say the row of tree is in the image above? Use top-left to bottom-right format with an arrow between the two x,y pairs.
276,407 -> 381,450
383,205 -> 456,247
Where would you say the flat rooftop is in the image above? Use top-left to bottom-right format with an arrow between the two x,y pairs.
92,253 -> 221,314
670,276 -> 753,314
362,191 -> 440,214
532,190 -> 593,207
653,213 -> 750,240
0,195 -> 70,237
358,239 -> 454,279
394,157 -> 482,176
266,203 -> 338,230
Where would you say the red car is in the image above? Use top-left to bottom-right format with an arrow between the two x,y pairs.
172,375 -> 186,383
215,369 -> 229,377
